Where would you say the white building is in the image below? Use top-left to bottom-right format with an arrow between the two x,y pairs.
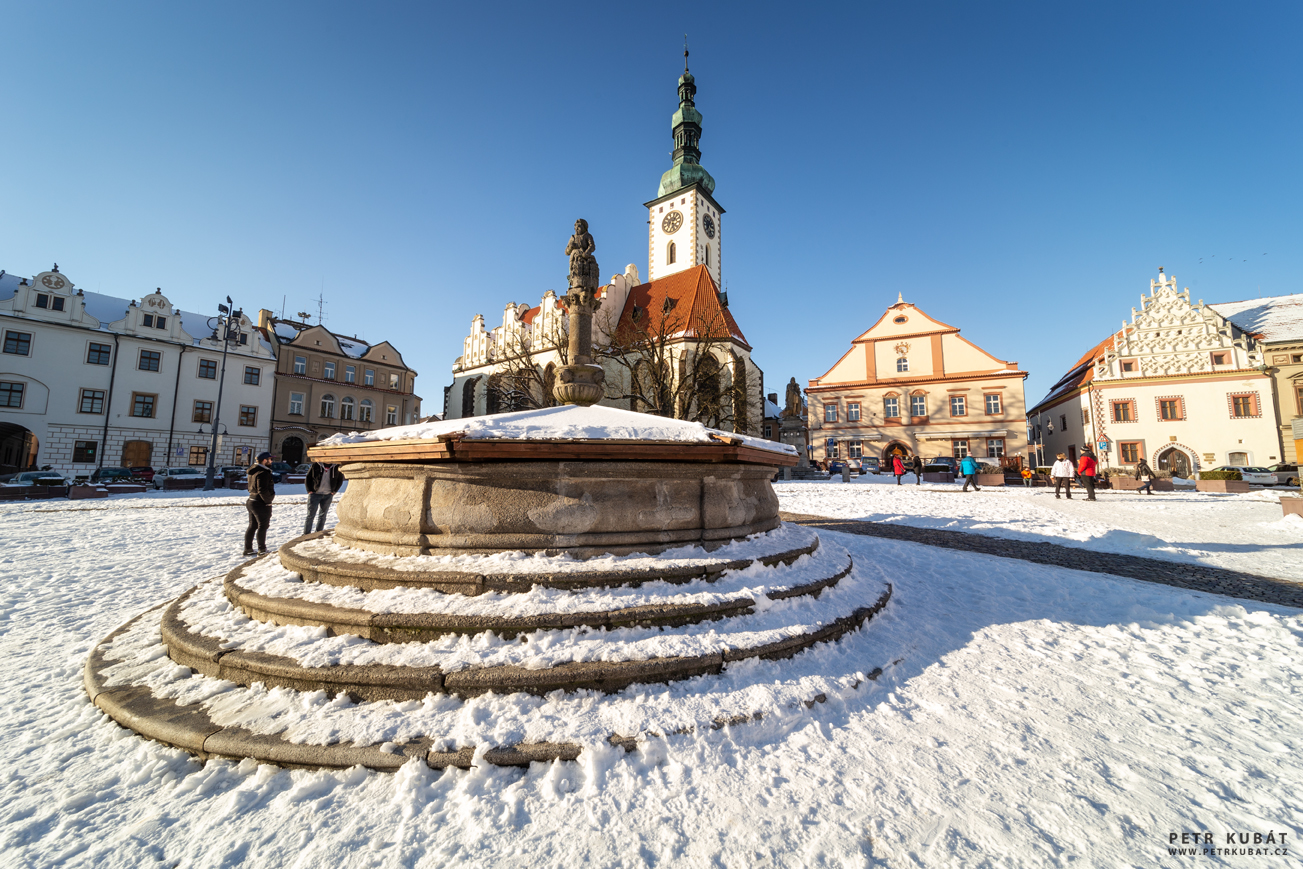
1027,269 -> 1281,476
0,267 -> 276,477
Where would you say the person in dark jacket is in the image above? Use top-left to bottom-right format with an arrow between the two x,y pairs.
1078,450 -> 1098,501
244,452 -> 276,556
304,461 -> 345,534
911,455 -> 923,485
892,454 -> 906,485
1134,458 -> 1156,495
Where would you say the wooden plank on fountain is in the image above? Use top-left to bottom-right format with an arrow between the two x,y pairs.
308,437 -> 798,466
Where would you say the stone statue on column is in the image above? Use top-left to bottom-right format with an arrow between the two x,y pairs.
553,219 -> 607,407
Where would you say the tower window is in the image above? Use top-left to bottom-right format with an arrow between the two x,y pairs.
705,245 -> 710,266
667,242 -> 676,265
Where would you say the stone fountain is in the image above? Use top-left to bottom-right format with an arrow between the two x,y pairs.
83,221 -> 891,770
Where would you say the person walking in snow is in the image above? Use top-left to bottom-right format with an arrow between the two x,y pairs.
1051,452 -> 1074,499
960,454 -> 981,491
1078,449 -> 1098,501
304,460 -> 345,534
244,452 -> 276,557
892,454 -> 906,485
1134,458 -> 1156,495
911,455 -> 923,485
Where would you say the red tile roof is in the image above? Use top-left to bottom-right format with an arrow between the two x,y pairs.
614,265 -> 749,348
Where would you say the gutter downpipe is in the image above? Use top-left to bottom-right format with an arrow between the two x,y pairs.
165,345 -> 186,465
98,334 -> 120,471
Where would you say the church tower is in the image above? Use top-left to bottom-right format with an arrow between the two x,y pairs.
645,47 -> 724,287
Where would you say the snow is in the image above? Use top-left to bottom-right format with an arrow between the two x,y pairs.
320,404 -> 798,455
1,485 -> 1301,865
336,337 -> 370,358
1212,293 -> 1303,342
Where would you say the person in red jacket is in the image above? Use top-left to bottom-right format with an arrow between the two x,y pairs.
1077,449 -> 1098,501
892,454 -> 906,485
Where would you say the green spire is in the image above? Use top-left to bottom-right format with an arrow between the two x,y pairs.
658,44 -> 715,198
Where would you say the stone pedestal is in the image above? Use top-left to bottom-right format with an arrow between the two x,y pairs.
779,417 -> 815,480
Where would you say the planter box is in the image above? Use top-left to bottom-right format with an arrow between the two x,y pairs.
104,483 -> 148,494
162,477 -> 206,491
922,472 -> 954,483
1111,477 -> 1175,492
69,485 -> 109,500
975,474 -> 1005,487
1281,496 -> 1303,519
1196,480 -> 1250,493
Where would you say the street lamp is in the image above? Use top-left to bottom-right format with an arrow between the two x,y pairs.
203,297 -> 242,491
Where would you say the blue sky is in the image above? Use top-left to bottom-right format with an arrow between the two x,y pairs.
2,2 -> 1299,414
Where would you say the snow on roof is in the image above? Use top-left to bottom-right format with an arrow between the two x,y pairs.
336,337 -> 369,358
1210,293 -> 1303,342
0,272 -> 20,297
271,320 -> 372,357
764,398 -> 781,419
273,322 -> 300,341
319,404 -> 796,455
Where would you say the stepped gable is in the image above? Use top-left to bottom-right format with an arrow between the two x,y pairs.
615,265 -> 747,348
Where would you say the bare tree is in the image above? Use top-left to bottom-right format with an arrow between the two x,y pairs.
485,323 -> 570,413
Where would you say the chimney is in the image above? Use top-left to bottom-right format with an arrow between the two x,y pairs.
767,393 -> 778,405
258,309 -> 274,330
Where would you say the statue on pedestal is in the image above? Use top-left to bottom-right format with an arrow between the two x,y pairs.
781,377 -> 803,419
553,219 -> 607,407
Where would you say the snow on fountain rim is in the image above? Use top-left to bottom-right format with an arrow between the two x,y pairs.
316,404 -> 796,455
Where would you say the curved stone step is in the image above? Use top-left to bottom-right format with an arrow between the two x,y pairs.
162,581 -> 893,701
278,526 -> 820,593
225,551 -> 854,641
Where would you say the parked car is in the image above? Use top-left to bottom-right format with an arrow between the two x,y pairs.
929,456 -> 959,472
90,467 -> 135,483
152,467 -> 207,489
294,463 -> 312,474
827,461 -> 849,476
859,457 -> 881,474
268,461 -> 295,482
8,471 -> 69,486
1206,466 -> 1277,486
1268,462 -> 1300,487
128,466 -> 156,483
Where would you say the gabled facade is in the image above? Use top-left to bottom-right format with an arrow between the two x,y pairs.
259,312 -> 420,464
1027,270 -> 1280,475
0,267 -> 275,476
807,296 -> 1029,466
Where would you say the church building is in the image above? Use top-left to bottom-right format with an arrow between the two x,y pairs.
445,55 -> 763,434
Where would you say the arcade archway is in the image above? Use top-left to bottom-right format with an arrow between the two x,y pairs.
0,422 -> 37,474
281,436 -> 305,465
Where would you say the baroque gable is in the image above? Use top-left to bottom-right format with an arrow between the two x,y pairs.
1095,270 -> 1262,381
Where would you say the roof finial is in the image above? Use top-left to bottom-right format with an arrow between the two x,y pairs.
897,292 -> 903,304
684,34 -> 689,72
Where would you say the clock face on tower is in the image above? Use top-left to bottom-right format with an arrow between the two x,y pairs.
703,215 -> 715,238
662,210 -> 683,234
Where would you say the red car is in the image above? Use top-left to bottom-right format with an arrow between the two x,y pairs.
128,466 -> 156,483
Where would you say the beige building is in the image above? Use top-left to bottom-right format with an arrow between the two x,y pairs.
807,296 -> 1029,467
259,313 -> 420,465
1027,270 -> 1281,476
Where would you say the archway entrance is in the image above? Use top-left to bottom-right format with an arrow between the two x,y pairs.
281,436 -> 305,465
1155,446 -> 1191,478
0,422 -> 37,473
882,442 -> 911,463
122,440 -> 153,468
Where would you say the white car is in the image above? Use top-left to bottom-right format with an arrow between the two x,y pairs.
152,467 -> 208,489
1207,466 -> 1278,485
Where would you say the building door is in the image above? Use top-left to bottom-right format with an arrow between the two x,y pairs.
122,440 -> 153,468
281,436 -> 305,465
1068,445 -> 1077,464
882,442 -> 910,463
1156,447 -> 1190,478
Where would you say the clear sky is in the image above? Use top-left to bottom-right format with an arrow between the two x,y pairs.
2,1 -> 1299,413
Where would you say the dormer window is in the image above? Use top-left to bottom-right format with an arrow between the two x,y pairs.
141,314 -> 166,329
142,314 -> 152,327
893,316 -> 907,324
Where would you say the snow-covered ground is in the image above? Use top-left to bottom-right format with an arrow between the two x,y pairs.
1,485 -> 1301,867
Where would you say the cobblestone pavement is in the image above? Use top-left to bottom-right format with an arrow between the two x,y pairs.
780,512 -> 1303,610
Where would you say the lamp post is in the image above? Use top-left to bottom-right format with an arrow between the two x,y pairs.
203,297 -> 242,491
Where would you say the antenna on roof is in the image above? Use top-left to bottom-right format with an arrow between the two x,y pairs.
315,292 -> 328,327
280,295 -> 286,320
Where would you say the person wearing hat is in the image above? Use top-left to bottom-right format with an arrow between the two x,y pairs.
304,460 -> 344,534
244,451 -> 276,557
1077,448 -> 1098,502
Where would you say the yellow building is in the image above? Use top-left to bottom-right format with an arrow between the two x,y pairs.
807,296 -> 1029,467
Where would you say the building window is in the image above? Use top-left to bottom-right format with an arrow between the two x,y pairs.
138,349 -> 161,372
1228,451 -> 1248,466
239,405 -> 257,426
131,393 -> 156,418
324,361 -> 336,380
1158,397 -> 1184,421
1119,441 -> 1142,463
196,359 -> 216,379
1229,393 -> 1259,418
3,330 -> 32,355
910,395 -> 927,417
1059,414 -> 1067,430
293,356 -> 307,375
952,439 -> 969,458
35,293 -> 49,308
238,333 -> 247,345
826,438 -> 839,459
0,381 -> 24,408
667,241 -> 676,265
390,373 -> 400,389
52,296 -> 65,311
340,397 -> 355,420
288,392 -> 304,415
79,389 -> 106,414
764,424 -> 772,438
824,404 -> 838,423
73,441 -> 98,463
87,343 -> 112,365
386,405 -> 398,425
848,440 -> 863,459
364,368 -> 375,386
193,400 -> 213,423
345,365 -> 356,383
1293,354 -> 1303,364
896,357 -> 908,372
1296,386 -> 1303,416
1110,400 -> 1136,422
950,396 -> 966,417
243,366 -> 260,386
883,397 -> 900,419
359,399 -> 373,422
1082,408 -> 1090,425
141,314 -> 152,327
188,446 -> 208,466
1121,361 -> 1135,372
320,394 -> 335,418
985,394 -> 1001,414
846,402 -> 860,422
987,438 -> 1005,458
1212,352 -> 1227,365
157,316 -> 166,329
